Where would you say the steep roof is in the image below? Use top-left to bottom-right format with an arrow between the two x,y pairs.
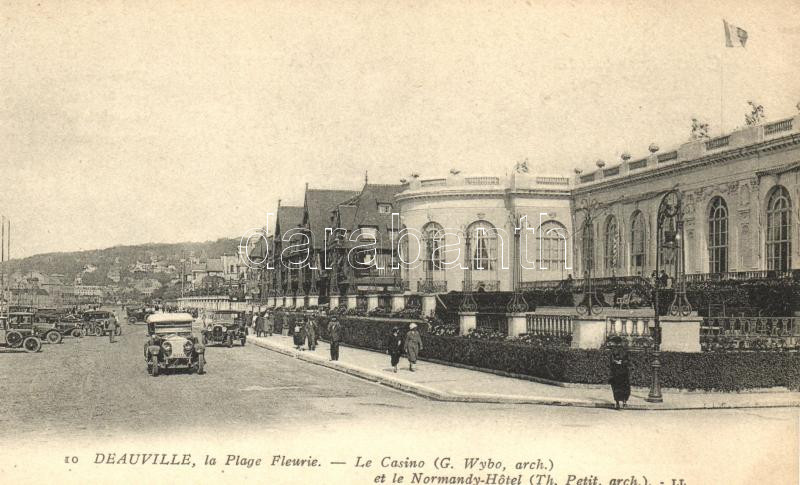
304,188 -> 360,249
329,183 -> 404,250
206,258 -> 223,272
275,205 -> 304,238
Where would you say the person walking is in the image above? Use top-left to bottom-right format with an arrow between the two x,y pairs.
404,323 -> 423,372
265,311 -> 274,336
255,312 -> 265,337
304,317 -> 316,351
608,336 -> 631,409
386,326 -> 404,373
327,316 -> 342,361
292,318 -> 305,350
108,317 -> 119,344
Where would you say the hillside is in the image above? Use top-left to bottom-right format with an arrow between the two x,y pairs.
0,238 -> 240,285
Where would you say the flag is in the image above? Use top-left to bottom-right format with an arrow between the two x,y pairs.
723,19 -> 748,47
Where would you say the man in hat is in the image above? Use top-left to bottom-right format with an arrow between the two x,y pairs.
327,316 -> 342,361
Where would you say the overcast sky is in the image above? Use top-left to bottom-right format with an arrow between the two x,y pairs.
1,0 -> 798,258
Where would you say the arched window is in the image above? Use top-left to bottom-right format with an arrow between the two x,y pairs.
708,197 -> 728,273
536,221 -> 568,270
766,186 -> 792,271
422,222 -> 444,271
604,216 -> 619,271
581,220 -> 595,273
468,221 -> 497,271
630,211 -> 646,276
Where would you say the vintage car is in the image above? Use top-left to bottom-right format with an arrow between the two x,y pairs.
144,313 -> 205,376
0,316 -> 42,352
7,312 -> 63,344
35,311 -> 85,338
127,307 -> 156,323
201,310 -> 246,347
81,310 -> 120,337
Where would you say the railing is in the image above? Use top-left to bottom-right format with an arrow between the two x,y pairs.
705,136 -> 730,150
685,270 -> 799,282
463,280 -> 500,292
700,316 -> 800,351
535,176 -> 570,186
465,176 -> 500,185
657,151 -> 678,163
603,166 -> 620,177
476,313 -> 507,333
526,314 -> 573,337
764,118 -> 793,135
628,159 -> 647,170
417,279 -> 447,293
604,316 -> 654,349
420,178 -> 447,187
579,173 -> 596,183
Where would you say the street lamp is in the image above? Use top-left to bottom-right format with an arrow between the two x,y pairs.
647,188 -> 692,403
574,199 -> 603,316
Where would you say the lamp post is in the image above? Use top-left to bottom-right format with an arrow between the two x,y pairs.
459,231 -> 477,312
507,211 -> 528,313
647,188 -> 692,403
574,199 -> 603,316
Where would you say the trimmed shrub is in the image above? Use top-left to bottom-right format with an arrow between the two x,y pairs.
325,316 -> 800,391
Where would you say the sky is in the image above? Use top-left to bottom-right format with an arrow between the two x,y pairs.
1,0 -> 799,258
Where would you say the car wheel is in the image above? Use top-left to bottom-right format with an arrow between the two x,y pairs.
150,355 -> 159,377
226,336 -> 233,348
23,336 -> 42,353
240,336 -> 246,346
197,354 -> 205,374
46,331 -> 63,344
6,331 -> 23,348
71,328 -> 83,338
128,317 -> 136,323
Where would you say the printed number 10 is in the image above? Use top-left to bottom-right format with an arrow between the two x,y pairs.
65,456 -> 78,464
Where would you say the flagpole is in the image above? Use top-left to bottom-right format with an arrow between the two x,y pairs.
719,50 -> 724,133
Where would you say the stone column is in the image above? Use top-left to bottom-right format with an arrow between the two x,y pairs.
459,312 -> 477,335
391,294 -> 405,311
422,295 -> 436,318
571,317 -> 608,349
506,313 -> 527,337
659,315 -> 702,352
347,294 -> 358,309
296,294 -> 305,309
329,294 -> 340,309
307,294 -> 319,307
367,294 -> 379,311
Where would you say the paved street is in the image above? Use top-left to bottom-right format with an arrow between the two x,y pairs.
0,309 -> 796,484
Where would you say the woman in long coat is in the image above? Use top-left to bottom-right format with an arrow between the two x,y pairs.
304,318 -> 317,351
386,327 -> 404,373
292,317 -> 305,350
403,323 -> 423,372
608,336 -> 631,409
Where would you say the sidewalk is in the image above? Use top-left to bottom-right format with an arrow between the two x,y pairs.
248,333 -> 800,411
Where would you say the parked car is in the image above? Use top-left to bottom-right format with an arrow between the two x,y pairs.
7,312 -> 62,344
0,316 -> 42,352
127,307 -> 156,323
82,310 -> 120,337
202,310 -> 246,347
35,312 -> 85,338
144,313 -> 205,376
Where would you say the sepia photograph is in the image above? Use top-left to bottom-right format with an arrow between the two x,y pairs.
0,1 -> 798,484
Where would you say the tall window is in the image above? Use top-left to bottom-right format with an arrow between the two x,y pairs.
536,221 -> 568,270
604,216 -> 619,271
468,221 -> 497,271
423,222 -> 444,271
766,186 -> 792,271
581,221 -> 594,273
630,211 -> 646,276
708,197 -> 728,273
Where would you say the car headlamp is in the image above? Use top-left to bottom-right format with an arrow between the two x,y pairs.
162,342 -> 172,357
183,340 -> 193,355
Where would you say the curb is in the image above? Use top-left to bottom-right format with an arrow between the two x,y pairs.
250,338 -> 800,411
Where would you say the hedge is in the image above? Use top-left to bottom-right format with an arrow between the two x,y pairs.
315,315 -> 800,391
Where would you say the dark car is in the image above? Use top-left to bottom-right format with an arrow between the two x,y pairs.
82,310 -> 120,337
126,307 -> 156,323
35,311 -> 85,338
201,310 -> 246,347
0,316 -> 42,352
7,312 -> 63,344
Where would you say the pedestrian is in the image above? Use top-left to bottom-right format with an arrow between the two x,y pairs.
108,318 -> 119,343
328,316 -> 342,361
255,312 -> 265,337
292,318 -> 305,350
386,326 -> 404,373
608,336 -> 631,410
265,311 -> 273,336
305,317 -> 317,351
251,311 -> 258,334
404,322 -> 423,372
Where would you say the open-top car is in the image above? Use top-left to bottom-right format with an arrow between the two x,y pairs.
144,313 -> 205,376
35,311 -> 85,338
201,309 -> 246,347
82,310 -> 120,337
7,312 -> 63,344
0,316 -> 42,352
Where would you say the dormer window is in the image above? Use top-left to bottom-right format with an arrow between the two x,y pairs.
359,226 -> 378,240
378,203 -> 392,214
